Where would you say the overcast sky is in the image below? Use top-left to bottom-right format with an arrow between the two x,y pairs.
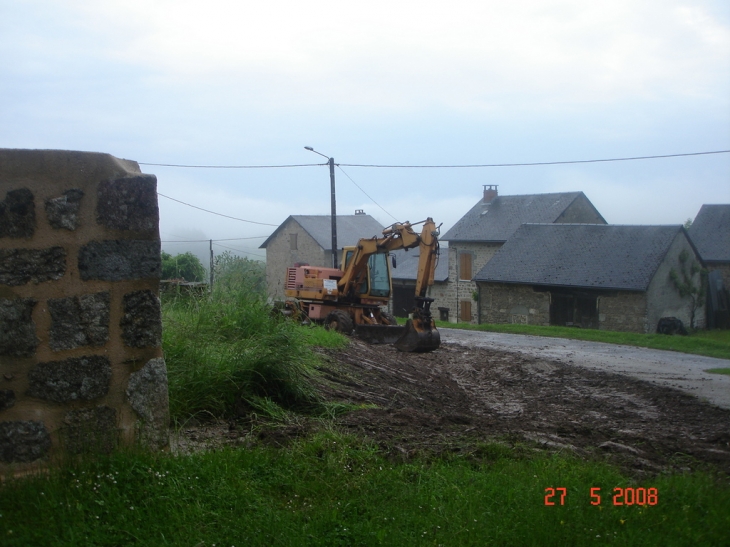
2,0 -> 729,262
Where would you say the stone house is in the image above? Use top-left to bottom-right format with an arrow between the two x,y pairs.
389,248 -> 449,318
473,223 -> 705,333
688,204 -> 730,286
440,186 -> 606,323
688,204 -> 730,328
260,213 -> 384,300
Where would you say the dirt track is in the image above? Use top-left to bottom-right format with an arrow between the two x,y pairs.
313,339 -> 730,475
175,335 -> 730,476
441,328 -> 730,409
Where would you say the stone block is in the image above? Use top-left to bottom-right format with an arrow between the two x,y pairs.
0,188 -> 35,238
97,175 -> 158,233
0,421 -> 51,463
27,355 -> 111,403
0,298 -> 38,356
120,290 -> 162,347
78,240 -> 160,281
0,247 -> 66,286
48,292 -> 110,351
62,406 -> 117,455
126,358 -> 169,449
45,188 -> 84,230
0,390 -> 16,411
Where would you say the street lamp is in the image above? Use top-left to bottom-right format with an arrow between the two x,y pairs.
304,146 -> 338,269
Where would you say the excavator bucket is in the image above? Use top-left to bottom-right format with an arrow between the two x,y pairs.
354,324 -> 407,345
393,318 -> 440,353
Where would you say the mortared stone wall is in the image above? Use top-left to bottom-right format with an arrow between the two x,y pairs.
0,149 -> 168,475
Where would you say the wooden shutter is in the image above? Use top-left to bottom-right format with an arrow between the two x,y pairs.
459,253 -> 472,280
460,300 -> 472,322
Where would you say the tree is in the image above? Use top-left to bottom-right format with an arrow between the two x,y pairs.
213,251 -> 266,294
683,218 -> 693,230
161,251 -> 207,282
669,249 -> 707,329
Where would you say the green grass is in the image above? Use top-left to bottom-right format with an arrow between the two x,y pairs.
1,434 -> 727,546
705,368 -> 730,375
436,321 -> 730,360
162,288 -> 346,423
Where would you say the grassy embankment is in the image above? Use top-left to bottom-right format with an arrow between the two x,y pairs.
435,321 -> 730,361
2,288 -> 728,546
2,435 -> 728,547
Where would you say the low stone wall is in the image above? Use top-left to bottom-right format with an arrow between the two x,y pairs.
597,291 -> 648,333
478,282 -> 550,325
0,149 -> 168,474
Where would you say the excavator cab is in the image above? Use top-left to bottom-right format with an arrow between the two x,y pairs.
341,249 -> 391,300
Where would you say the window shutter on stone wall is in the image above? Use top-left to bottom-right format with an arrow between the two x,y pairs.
460,300 -> 472,321
460,253 -> 472,280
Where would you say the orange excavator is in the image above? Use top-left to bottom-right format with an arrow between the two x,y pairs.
283,218 -> 441,352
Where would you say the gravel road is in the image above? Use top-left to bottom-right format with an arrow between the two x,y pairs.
441,328 -> 730,410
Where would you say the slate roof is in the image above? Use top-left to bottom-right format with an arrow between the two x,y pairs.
474,224 -> 687,291
389,248 -> 449,282
441,192 -> 603,242
688,204 -> 730,263
259,214 -> 384,250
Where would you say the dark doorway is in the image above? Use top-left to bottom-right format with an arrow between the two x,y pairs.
550,292 -> 598,328
392,285 -> 415,317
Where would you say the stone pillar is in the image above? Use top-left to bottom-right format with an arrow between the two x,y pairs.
0,149 -> 168,475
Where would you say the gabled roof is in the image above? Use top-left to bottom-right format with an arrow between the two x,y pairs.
688,204 -> 730,263
474,224 -> 688,291
441,192 -> 604,242
259,214 -> 384,250
390,248 -> 449,282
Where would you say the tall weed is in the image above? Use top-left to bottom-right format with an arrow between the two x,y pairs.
163,287 -> 319,422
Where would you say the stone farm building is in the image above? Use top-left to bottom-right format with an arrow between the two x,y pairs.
440,185 -> 606,323
474,223 -> 705,333
260,213 -> 384,300
688,204 -> 730,328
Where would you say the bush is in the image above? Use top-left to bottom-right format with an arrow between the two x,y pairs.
213,251 -> 265,294
161,251 -> 207,282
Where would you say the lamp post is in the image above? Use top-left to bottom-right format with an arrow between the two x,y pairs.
304,146 -> 338,269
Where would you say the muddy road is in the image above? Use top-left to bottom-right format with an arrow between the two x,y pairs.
176,333 -> 730,476
312,338 -> 730,475
441,329 -> 730,409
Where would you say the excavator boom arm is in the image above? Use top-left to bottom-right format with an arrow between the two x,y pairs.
337,218 -> 439,297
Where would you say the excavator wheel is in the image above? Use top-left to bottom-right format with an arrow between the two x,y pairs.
324,310 -> 354,335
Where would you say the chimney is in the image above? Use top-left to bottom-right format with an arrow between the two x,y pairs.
483,184 -> 498,203
355,209 -> 365,215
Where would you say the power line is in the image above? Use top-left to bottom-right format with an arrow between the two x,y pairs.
339,150 -> 730,168
336,165 -> 400,223
157,192 -> 279,226
212,242 -> 266,258
141,162 -> 326,168
140,150 -> 729,169
161,236 -> 269,243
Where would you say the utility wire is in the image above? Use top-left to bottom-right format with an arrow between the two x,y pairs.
141,150 -> 729,169
161,236 -> 269,243
339,150 -> 730,168
157,192 -> 278,226
141,162 -> 326,168
212,242 -> 266,258
336,165 -> 400,223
